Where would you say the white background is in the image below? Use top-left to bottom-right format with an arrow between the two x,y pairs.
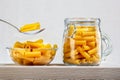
0,0 -> 120,66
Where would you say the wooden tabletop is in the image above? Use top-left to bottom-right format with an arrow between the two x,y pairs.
0,64 -> 120,80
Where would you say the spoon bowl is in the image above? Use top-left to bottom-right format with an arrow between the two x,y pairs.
0,19 -> 45,35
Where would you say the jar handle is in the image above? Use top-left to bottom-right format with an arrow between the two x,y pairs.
101,33 -> 112,60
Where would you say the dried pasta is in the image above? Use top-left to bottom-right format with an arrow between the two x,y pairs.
20,22 -> 40,32
11,39 -> 58,65
63,25 -> 100,65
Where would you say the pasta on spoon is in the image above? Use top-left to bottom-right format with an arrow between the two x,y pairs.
0,19 -> 45,35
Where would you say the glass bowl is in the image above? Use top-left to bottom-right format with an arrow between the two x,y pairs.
7,47 -> 57,65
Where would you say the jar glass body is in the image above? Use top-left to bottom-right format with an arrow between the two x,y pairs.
63,18 -> 102,66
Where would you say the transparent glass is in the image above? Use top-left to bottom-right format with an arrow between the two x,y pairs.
63,18 -> 112,66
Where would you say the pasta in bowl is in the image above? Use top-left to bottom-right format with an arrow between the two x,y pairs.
8,39 -> 58,65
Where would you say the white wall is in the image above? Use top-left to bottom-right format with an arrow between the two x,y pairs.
0,0 -> 120,66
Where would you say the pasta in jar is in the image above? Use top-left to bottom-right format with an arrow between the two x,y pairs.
63,18 -> 101,65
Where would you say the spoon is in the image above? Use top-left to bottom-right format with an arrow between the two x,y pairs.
0,19 -> 45,35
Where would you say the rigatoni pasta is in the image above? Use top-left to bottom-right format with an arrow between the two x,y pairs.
10,39 -> 58,65
63,25 -> 100,65
20,22 -> 40,32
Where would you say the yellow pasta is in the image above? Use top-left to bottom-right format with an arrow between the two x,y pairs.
63,47 -> 70,53
82,52 -> 91,59
44,50 -> 52,58
94,53 -> 100,59
24,51 -> 41,58
64,52 -> 71,58
88,47 -> 97,55
26,41 -> 44,48
73,35 -> 83,40
53,44 -> 58,49
14,41 -> 25,48
75,54 -> 84,59
33,57 -> 51,65
15,58 -> 23,64
63,39 -> 70,48
23,60 -> 32,65
82,45 -> 90,50
82,31 -> 96,36
77,47 -> 90,59
75,30 -> 82,35
87,41 -> 96,48
35,39 -> 43,43
75,40 -> 86,45
68,25 -> 74,36
83,36 -> 95,41
44,44 -> 52,48
63,26 -> 100,65
63,40 -> 70,53
51,44 -> 58,56
15,49 -> 25,56
64,58 -> 80,65
81,59 -> 87,64
20,22 -> 40,32
64,50 -> 79,59
23,57 -> 34,61
11,38 -> 58,65
70,50 -> 78,59
91,55 -> 100,63
76,27 -> 95,32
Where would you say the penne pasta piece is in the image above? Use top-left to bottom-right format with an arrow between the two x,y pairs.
77,47 -> 90,59
83,36 -> 95,41
91,55 -> 100,63
82,31 -> 96,36
64,58 -> 80,65
43,50 -> 52,58
76,27 -> 95,32
75,40 -> 86,46
83,45 -> 90,50
64,50 -> 79,58
87,41 -> 96,48
73,35 -> 83,40
68,25 -> 74,36
20,22 -> 40,32
82,52 -> 90,59
44,43 -> 52,48
88,47 -> 97,55
75,54 -> 84,59
26,41 -> 44,48
15,49 -> 25,56
24,51 -> 41,58
75,29 -> 82,35
94,53 -> 100,59
14,41 -> 25,48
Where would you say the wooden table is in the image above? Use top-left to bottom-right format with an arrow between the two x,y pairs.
0,64 -> 120,80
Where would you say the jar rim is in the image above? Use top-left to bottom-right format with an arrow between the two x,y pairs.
64,17 -> 100,25
65,17 -> 100,21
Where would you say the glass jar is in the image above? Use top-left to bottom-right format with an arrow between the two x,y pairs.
63,18 -> 112,66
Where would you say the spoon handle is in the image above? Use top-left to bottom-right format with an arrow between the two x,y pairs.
0,19 -> 20,31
